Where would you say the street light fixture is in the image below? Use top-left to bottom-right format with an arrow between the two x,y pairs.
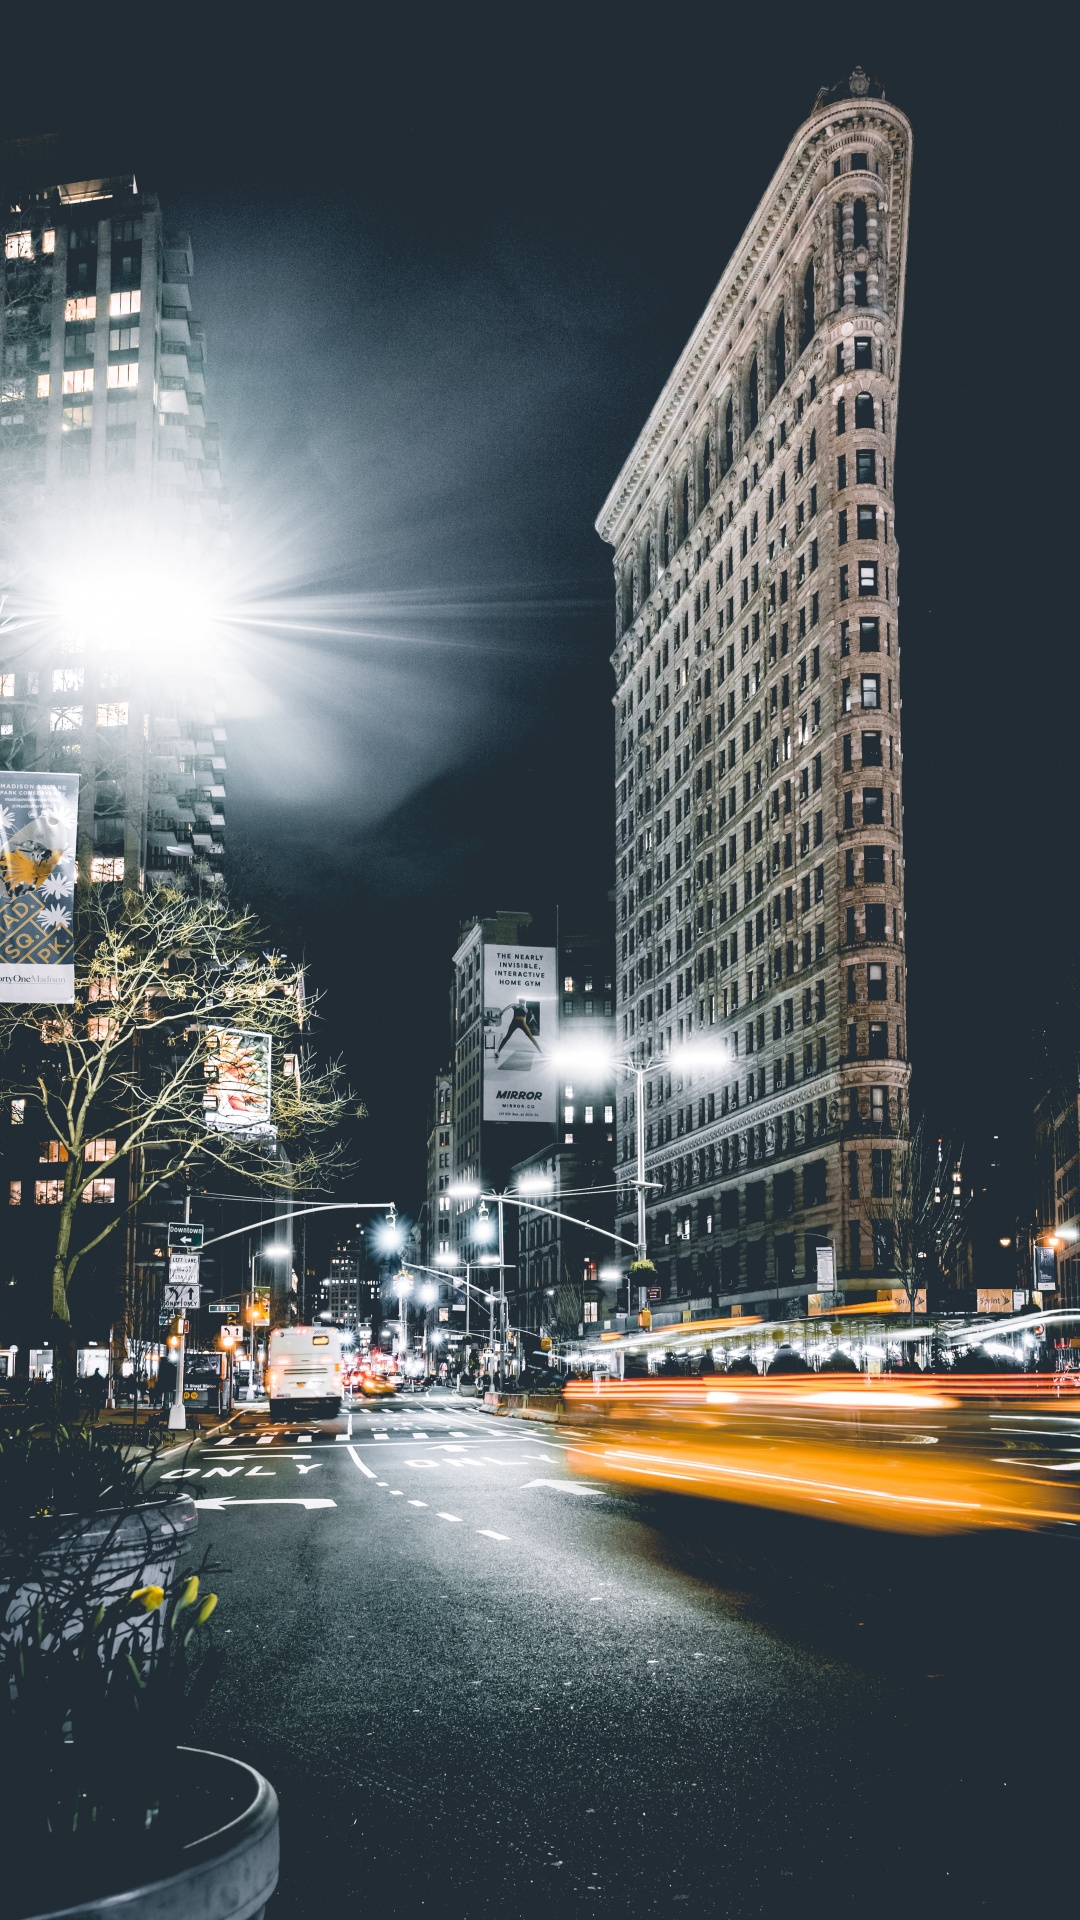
554,1038 -> 729,1319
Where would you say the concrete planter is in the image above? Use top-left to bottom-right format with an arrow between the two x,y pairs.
18,1747 -> 279,1920
1,1494 -> 198,1631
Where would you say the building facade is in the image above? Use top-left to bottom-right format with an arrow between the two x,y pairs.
596,71 -> 912,1314
423,1067 -> 453,1268
0,167 -> 229,1353
1035,1076 -> 1080,1308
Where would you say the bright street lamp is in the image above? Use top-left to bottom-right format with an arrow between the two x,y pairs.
554,1038 -> 730,1318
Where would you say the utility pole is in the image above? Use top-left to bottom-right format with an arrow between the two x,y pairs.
167,1190 -> 191,1431
497,1194 -> 507,1386
633,1059 -> 647,1320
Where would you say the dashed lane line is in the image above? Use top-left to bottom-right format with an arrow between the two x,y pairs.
477,1529 -> 508,1541
436,1512 -> 463,1523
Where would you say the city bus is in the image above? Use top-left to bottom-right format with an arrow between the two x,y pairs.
265,1326 -> 344,1420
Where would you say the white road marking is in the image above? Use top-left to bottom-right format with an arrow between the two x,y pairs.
408,1499 -> 428,1508
194,1496 -> 336,1512
520,1479 -> 601,1497
347,1411 -> 353,1438
390,1490 -> 404,1497
406,1458 -> 441,1469
296,1463 -> 321,1475
436,1512 -> 463,1523
477,1529 -> 508,1540
346,1445 -> 377,1480
377,1481 -> 389,1487
215,1437 -> 237,1447
335,1434 -> 349,1442
203,1465 -> 245,1479
257,1435 -> 274,1446
298,1435 -> 312,1445
246,1465 -> 275,1476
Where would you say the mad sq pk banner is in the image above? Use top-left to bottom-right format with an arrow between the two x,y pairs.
0,773 -> 79,1004
482,944 -> 556,1125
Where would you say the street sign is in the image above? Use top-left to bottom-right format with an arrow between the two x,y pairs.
169,1222 -> 204,1250
209,1301 -> 241,1315
815,1244 -> 836,1291
164,1281 -> 200,1310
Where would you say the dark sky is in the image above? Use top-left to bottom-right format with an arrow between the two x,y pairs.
25,5 -> 1069,1227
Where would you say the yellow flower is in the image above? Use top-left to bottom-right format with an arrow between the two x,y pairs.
176,1575 -> 200,1611
130,1585 -> 165,1612
194,1593 -> 218,1626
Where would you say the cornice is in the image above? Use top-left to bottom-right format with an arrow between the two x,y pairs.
596,96 -> 912,552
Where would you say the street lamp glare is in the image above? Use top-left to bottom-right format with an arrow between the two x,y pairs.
668,1041 -> 730,1073
447,1180 -> 481,1201
261,1243 -> 292,1260
551,1043 -> 614,1075
515,1171 -> 554,1196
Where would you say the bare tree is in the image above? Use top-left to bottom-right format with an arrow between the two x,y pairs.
0,886 -> 357,1406
862,1120 -> 968,1328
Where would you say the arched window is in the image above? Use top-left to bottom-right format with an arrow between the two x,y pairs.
748,356 -> 759,431
660,506 -> 670,570
701,433 -> 712,505
642,536 -> 653,599
724,399 -> 734,471
853,198 -> 868,249
801,259 -> 815,349
774,308 -> 785,390
681,471 -> 690,541
855,391 -> 875,430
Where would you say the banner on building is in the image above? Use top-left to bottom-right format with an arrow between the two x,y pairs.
203,1027 -> 273,1134
0,773 -> 79,1003
482,944 -> 556,1124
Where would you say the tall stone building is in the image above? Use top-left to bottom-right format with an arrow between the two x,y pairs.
596,71 -> 912,1314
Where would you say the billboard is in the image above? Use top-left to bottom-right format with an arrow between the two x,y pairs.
203,1027 -> 273,1134
0,773 -> 79,1003
482,944 -> 556,1125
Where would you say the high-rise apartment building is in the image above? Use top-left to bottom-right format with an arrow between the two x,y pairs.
0,166 -> 228,888
0,163 -> 229,1353
596,71 -> 912,1314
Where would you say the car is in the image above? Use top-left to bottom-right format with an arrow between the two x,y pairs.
357,1371 -> 397,1399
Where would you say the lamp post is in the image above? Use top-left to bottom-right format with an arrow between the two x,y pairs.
553,1040 -> 730,1321
449,1177 -> 638,1354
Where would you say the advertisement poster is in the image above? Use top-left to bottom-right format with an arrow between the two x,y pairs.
0,773 -> 79,1004
482,944 -> 556,1124
203,1027 -> 273,1134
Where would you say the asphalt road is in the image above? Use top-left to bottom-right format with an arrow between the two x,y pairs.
157,1391 -> 1079,1918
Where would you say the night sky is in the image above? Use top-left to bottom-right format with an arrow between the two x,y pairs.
21,6 -> 1067,1233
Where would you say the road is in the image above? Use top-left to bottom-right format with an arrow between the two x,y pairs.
158,1390 -> 1079,1917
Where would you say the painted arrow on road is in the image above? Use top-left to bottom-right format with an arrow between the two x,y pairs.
193,1496 -> 337,1511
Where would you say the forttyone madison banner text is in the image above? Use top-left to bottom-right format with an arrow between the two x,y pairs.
482,944 -> 556,1124
0,773 -> 79,1004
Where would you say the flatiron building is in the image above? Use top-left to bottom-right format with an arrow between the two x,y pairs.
596,70 -> 913,1313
